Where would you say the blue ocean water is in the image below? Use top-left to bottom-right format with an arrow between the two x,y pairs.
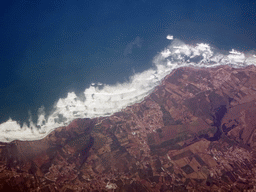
0,0 -> 255,125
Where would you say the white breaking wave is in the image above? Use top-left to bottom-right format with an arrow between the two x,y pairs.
166,35 -> 173,40
0,38 -> 255,143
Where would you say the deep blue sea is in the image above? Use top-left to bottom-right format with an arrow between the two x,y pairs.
0,0 -> 255,125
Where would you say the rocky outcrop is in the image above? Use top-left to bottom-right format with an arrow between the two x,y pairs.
1,65 -> 256,191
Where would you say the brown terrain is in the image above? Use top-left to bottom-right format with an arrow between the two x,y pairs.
1,65 -> 256,191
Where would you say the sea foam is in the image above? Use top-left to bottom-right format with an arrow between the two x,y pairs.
0,37 -> 255,142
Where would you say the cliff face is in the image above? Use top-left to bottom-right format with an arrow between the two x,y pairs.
1,65 -> 256,191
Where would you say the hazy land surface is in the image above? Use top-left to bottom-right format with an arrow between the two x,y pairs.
0,0 -> 256,191
1,65 -> 256,191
